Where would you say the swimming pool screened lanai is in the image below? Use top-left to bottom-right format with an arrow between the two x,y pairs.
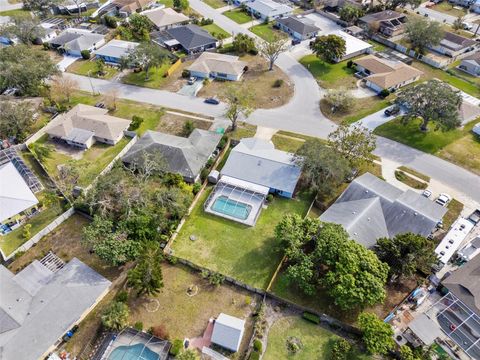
204,176 -> 268,226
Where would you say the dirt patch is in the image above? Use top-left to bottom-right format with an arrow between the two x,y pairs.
51,140 -> 85,160
162,60 -> 195,93
155,112 -> 212,136
197,55 -> 294,110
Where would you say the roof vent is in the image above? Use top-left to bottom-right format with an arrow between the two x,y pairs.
352,211 -> 356,214
414,212 -> 418,216
367,217 -> 371,221
257,160 -> 262,166
354,232 -> 358,235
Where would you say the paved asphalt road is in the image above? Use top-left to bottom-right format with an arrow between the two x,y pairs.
0,0 -> 23,11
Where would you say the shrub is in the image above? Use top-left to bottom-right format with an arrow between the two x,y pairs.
347,60 -> 353,68
104,15 -> 118,28
166,255 -> 178,264
201,270 -> 225,286
192,182 -> 202,195
128,115 -> 144,130
249,48 -> 258,55
81,50 -> 91,60
163,173 -> 184,187
248,351 -> 260,360
152,324 -> 170,339
200,167 -> 209,182
182,69 -> 190,78
245,295 -> 252,306
115,290 -> 128,303
206,158 -> 215,168
331,338 -> 351,360
102,301 -> 129,330
218,135 -> 228,149
183,120 -> 195,136
379,89 -> 390,98
22,224 -> 32,240
134,321 -> 143,331
272,79 -> 283,88
200,18 -> 213,25
266,194 -> 273,202
253,339 -> 262,352
302,312 -> 320,324
170,339 -> 184,356
202,78 -> 209,85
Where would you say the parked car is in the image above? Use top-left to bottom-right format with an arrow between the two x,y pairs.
188,76 -> 197,85
422,189 -> 432,198
468,209 -> 480,224
291,38 -> 301,46
204,97 -> 219,105
2,87 -> 18,96
435,193 -> 452,207
384,105 -> 400,116
463,22 -> 473,30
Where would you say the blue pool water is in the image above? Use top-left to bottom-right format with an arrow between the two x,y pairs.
211,196 -> 252,220
109,344 -> 159,360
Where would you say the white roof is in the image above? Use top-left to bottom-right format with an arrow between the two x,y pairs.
435,218 -> 475,264
0,162 -> 39,223
94,39 -> 138,59
219,175 -> 270,195
246,0 -> 293,17
211,313 -> 245,352
330,30 -> 372,57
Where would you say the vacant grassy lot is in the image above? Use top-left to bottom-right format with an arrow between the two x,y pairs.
155,112 -> 212,135
431,2 -> 467,18
202,23 -> 230,38
249,23 -> 287,42
172,188 -> 313,289
223,8 -> 252,24
128,263 -> 257,354
203,0 -> 225,8
198,55 -> 293,109
264,316 -> 371,360
122,62 -> 172,89
320,96 -> 391,125
374,117 -> 480,174
67,59 -> 119,79
300,55 -> 358,89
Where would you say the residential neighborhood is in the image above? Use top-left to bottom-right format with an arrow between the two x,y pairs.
0,0 -> 480,357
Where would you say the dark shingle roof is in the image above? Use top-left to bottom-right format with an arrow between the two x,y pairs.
166,24 -> 216,50
276,16 -> 320,36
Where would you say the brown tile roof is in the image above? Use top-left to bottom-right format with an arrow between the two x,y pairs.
114,0 -> 151,13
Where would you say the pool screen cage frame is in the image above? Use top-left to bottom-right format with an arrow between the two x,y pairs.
95,327 -> 171,360
0,147 -> 43,193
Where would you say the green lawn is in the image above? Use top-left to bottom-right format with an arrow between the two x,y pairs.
271,134 -> 305,153
67,59 -> 119,79
321,96 -> 392,125
157,0 -> 173,6
264,316 -> 371,360
249,23 -> 287,43
300,55 -> 357,89
203,0 -> 226,8
0,8 -> 30,16
431,2 -> 467,18
172,187 -> 313,289
122,62 -> 172,89
223,8 -> 252,24
202,23 -> 230,38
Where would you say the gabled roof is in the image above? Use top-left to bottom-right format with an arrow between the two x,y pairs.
122,129 -> 222,180
0,162 -> 39,223
49,28 -> 104,51
440,32 -> 477,51
443,255 -> 480,316
359,10 -> 405,24
0,258 -> 111,360
113,0 -> 151,13
142,7 -> 189,29
45,104 -> 131,144
94,39 -> 138,59
463,51 -> 480,65
331,30 -> 372,57
166,24 -> 217,50
320,173 -> 447,248
220,138 -> 302,194
276,15 -> 320,35
246,0 -> 293,17
211,313 -> 245,352
188,52 -> 247,77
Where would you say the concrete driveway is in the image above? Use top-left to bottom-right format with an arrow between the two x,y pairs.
57,55 -> 79,72
177,79 -> 204,96
353,107 -> 399,130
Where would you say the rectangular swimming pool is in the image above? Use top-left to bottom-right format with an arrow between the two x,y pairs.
211,196 -> 252,220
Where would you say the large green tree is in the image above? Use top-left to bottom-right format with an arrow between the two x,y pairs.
0,15 -> 45,44
231,33 -> 257,55
0,45 -> 59,96
0,101 -> 35,142
257,35 -> 289,71
338,4 -> 364,23
405,17 -> 444,54
127,42 -> 170,80
296,139 -> 351,197
176,349 -> 199,360
375,233 -> 436,280
358,312 -> 394,355
310,34 -> 346,63
395,80 -> 462,131
128,242 -> 164,297
101,301 -> 130,330
380,0 -> 421,9
173,0 -> 189,10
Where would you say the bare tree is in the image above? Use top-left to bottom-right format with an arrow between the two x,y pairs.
125,150 -> 167,183
223,84 -> 254,131
50,75 -> 79,104
104,87 -> 120,110
257,35 -> 289,71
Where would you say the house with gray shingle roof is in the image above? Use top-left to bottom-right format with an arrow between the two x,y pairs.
187,52 -> 247,81
458,52 -> 480,77
122,129 -> 222,182
246,0 -> 293,20
162,24 -> 217,54
430,31 -> 479,59
48,28 -> 105,56
275,15 -> 320,40
94,39 -> 138,65
320,172 -> 447,248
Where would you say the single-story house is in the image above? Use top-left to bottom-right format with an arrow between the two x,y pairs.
323,0 -> 367,11
112,0 -> 155,17
142,7 -> 189,30
48,28 -> 105,56
211,313 -> 246,352
330,30 -> 372,62
353,54 -> 423,93
473,123 -> 480,136
122,129 -> 222,183
430,32 -> 478,58
245,0 -> 293,21
472,0 -> 480,13
275,15 -> 320,41
220,138 -> 302,198
0,162 -> 39,225
320,172 -> 447,248
458,51 -> 480,77
94,39 -> 138,64
358,10 -> 407,37
160,24 -> 217,54
45,104 -> 131,149
187,52 -> 247,81
54,0 -> 99,15
0,256 -> 111,360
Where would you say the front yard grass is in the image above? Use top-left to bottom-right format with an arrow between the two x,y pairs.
172,187 -> 313,289
320,96 -> 391,125
223,8 -> 252,24
374,117 -> 480,174
201,23 -> 230,38
202,0 -> 226,8
300,55 -> 358,89
271,134 -> 305,153
264,316 -> 371,360
397,166 -> 430,182
249,22 -> 287,42
431,2 -> 467,18
122,62 -> 172,89
66,59 -> 119,79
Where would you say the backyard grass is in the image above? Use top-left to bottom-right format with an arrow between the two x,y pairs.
223,8 -> 252,24
443,199 -> 464,230
320,96 -> 391,125
300,55 -> 357,89
0,8 -> 30,16
172,188 -> 313,289
122,62 -> 172,89
264,316 -> 371,360
448,61 -> 480,87
202,0 -> 226,8
271,134 -> 305,153
249,22 -> 287,42
201,23 -> 230,38
66,59 -> 119,79
395,170 -> 428,190
374,117 -> 480,174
